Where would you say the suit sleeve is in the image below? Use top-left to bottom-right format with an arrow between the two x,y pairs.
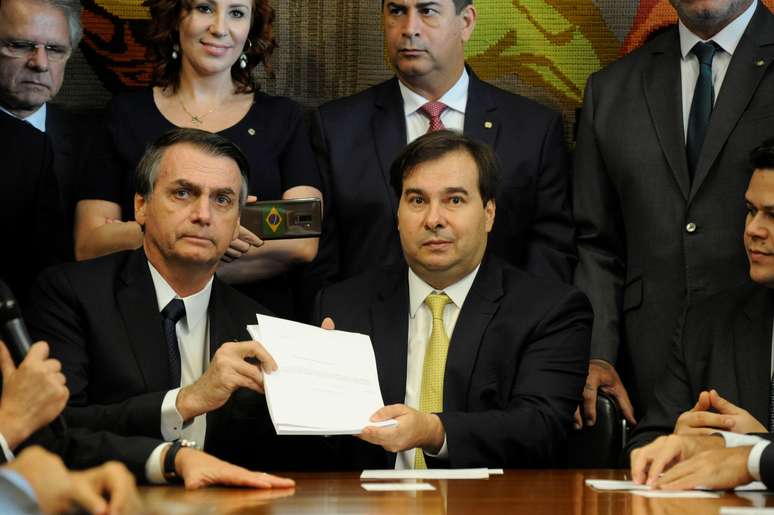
26,269 -> 166,439
437,289 -> 592,467
624,305 -> 694,458
296,110 -> 341,319
521,111 -> 577,284
573,74 -> 628,364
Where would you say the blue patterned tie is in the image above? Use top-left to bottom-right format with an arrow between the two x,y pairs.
162,299 -> 186,389
686,41 -> 719,181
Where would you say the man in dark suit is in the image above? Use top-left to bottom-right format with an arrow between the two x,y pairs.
625,140 -> 774,461
573,0 -> 774,425
302,0 -> 574,314
0,111 -> 62,307
0,0 -> 88,255
315,131 -> 591,469
25,128 -> 300,487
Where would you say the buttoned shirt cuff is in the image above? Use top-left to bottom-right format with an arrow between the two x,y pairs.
145,443 -> 171,484
161,388 -> 191,441
747,441 -> 770,481
716,430 -> 767,448
0,432 -> 15,462
425,435 -> 448,460
0,469 -> 37,503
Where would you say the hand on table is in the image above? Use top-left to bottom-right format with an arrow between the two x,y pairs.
630,434 -> 724,485
654,446 -> 753,490
173,448 -> 295,490
574,359 -> 636,429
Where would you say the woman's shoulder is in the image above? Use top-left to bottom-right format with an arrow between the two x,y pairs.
249,91 -> 304,117
105,89 -> 156,120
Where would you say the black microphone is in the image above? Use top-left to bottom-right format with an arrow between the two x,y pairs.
0,280 -> 67,436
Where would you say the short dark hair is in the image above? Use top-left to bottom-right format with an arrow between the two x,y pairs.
390,130 -> 499,204
381,0 -> 472,13
750,138 -> 774,171
142,0 -> 276,93
135,128 -> 250,206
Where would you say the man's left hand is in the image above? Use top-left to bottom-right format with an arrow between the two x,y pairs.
654,446 -> 753,490
706,389 -> 766,434
358,404 -> 444,454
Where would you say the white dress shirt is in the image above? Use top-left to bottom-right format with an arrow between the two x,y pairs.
398,69 -> 469,143
0,103 -> 46,132
144,262 -> 213,483
679,0 -> 757,139
395,265 -> 480,469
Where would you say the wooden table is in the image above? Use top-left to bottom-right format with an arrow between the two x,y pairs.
140,470 -> 773,514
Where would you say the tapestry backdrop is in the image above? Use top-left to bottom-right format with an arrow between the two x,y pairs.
56,0 -> 774,143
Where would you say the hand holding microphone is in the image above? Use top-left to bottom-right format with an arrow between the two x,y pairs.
0,279 -> 68,443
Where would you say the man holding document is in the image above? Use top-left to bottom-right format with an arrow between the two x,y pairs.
315,130 -> 592,469
25,128 -> 318,482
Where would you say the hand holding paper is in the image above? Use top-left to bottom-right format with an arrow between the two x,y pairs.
359,404 -> 445,455
247,315 -> 397,435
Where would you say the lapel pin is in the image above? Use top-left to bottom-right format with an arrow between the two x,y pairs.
484,121 -> 493,129
248,128 -> 256,136
755,59 -> 765,67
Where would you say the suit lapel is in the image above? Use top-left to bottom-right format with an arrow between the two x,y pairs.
464,71 -> 498,149
370,267 -> 410,406
116,250 -> 170,391
734,286 -> 773,425
692,5 -> 774,198
643,31 -> 691,200
444,257 -> 503,411
372,79 -> 407,222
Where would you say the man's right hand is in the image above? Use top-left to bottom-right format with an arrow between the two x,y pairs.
7,446 -> 141,514
172,447 -> 295,490
574,359 -> 636,428
0,341 -> 68,449
176,341 -> 277,422
674,389 -> 765,435
630,434 -> 724,485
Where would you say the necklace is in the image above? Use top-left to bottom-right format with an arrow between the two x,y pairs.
178,96 -> 218,125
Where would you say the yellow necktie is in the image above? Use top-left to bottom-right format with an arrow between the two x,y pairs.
415,292 -> 452,469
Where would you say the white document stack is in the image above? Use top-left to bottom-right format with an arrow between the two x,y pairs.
247,314 -> 397,435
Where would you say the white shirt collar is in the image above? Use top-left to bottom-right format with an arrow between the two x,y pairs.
398,68 -> 469,117
679,0 -> 757,57
0,103 -> 46,132
147,260 -> 213,332
408,263 -> 480,317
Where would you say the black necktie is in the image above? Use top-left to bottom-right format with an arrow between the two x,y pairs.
686,41 -> 719,181
770,371 -> 774,432
162,299 -> 186,389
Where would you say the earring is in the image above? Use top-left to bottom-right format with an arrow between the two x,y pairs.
171,44 -> 179,60
239,53 -> 247,69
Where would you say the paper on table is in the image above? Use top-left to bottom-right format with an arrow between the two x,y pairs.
585,479 -> 650,491
248,315 -> 397,435
631,490 -> 720,498
721,508 -> 774,515
361,469 -> 495,480
733,481 -> 768,491
361,483 -> 436,491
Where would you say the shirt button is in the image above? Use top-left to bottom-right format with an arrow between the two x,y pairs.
686,222 -> 697,233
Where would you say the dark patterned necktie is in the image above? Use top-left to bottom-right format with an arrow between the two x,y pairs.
419,102 -> 448,133
686,41 -> 719,181
770,371 -> 774,432
162,298 -> 186,389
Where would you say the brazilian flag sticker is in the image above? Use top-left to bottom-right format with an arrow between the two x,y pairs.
263,206 -> 285,236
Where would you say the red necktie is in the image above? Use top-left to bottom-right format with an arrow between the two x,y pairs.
419,102 -> 448,133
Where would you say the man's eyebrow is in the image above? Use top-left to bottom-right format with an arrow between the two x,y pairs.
403,187 -> 426,195
444,187 -> 469,195
213,187 -> 237,196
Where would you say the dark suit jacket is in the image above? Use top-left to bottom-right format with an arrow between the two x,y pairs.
760,437 -> 774,489
26,249 -> 328,471
300,70 -> 575,316
626,283 -> 772,456
0,111 -> 62,308
314,255 -> 592,468
573,3 -> 774,416
47,104 -> 91,260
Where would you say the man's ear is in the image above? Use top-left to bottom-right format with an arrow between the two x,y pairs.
134,193 -> 147,227
459,4 -> 477,43
484,199 -> 495,232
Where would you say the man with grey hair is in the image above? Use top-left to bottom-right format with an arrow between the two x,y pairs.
24,128 -> 312,485
0,0 -> 86,256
